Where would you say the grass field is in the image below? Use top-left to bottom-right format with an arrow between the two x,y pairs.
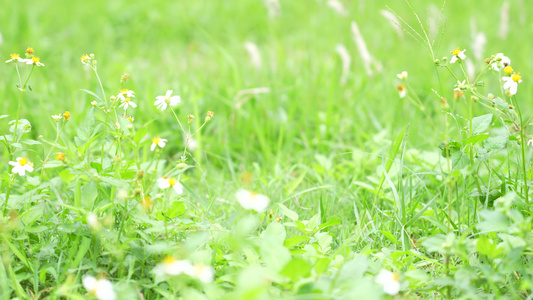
1,0 -> 533,299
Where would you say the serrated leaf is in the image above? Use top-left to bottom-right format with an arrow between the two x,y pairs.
470,114 -> 492,135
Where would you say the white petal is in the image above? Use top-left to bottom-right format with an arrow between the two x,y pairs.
450,56 -> 457,64
236,189 -> 254,210
383,281 -> 400,295
150,143 -> 156,151
95,279 -> 116,300
458,51 -> 466,60
252,194 -> 269,212
173,183 -> 184,195
129,102 -> 137,108
510,82 -> 518,95
82,275 -> 97,292
25,164 -> 34,173
503,79 -> 513,90
166,90 -> 173,97
158,178 -> 171,189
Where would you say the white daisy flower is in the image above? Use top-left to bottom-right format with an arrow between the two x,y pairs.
397,84 -> 406,98
25,56 -> 44,66
503,72 -> 522,95
157,177 -> 184,195
117,89 -> 135,101
450,47 -> 466,64
157,257 -> 194,276
82,275 -> 116,300
51,114 -> 62,122
81,54 -> 91,65
118,97 -> 137,110
376,269 -> 401,295
456,80 -> 467,90
191,264 -> 215,283
187,137 -> 198,151
396,71 -> 408,80
154,90 -> 181,111
9,157 -> 34,176
5,53 -> 22,63
236,189 -> 270,213
491,53 -> 511,71
150,136 -> 167,151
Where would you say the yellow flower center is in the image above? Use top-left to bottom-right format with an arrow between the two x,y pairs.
512,73 -> 521,82
10,54 -> 20,59
141,197 -> 152,209
31,56 -> 40,63
26,47 -> 34,54
19,157 -> 28,166
165,97 -> 171,104
392,272 -> 400,282
56,153 -> 66,161
451,48 -> 461,56
152,137 -> 160,144
504,66 -> 513,74
127,117 -> 134,122
168,178 -> 177,186
125,98 -> 131,103
63,111 -> 71,120
163,256 -> 175,265
120,89 -> 129,94
397,84 -> 405,91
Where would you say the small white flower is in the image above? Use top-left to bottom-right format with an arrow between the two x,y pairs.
25,56 -> 44,66
81,54 -> 92,65
187,137 -> 198,151
191,264 -> 215,283
51,114 -> 62,122
82,275 -> 116,300
528,137 -> 533,147
236,189 -> 270,213
450,47 -> 466,64
5,54 -> 22,63
491,53 -> 511,71
503,73 -> 522,95
9,157 -> 34,176
154,90 -> 181,111
157,177 -> 184,195
396,71 -> 408,80
91,101 -> 98,106
158,257 -> 194,276
376,270 -> 400,296
118,97 -> 137,110
86,212 -> 101,231
456,80 -> 467,90
117,89 -> 135,101
150,136 -> 167,151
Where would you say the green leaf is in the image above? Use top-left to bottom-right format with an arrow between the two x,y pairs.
279,257 -> 311,281
79,89 -> 102,101
283,236 -> 310,248
81,181 -> 98,209
470,114 -> 492,135
464,134 -> 489,145
278,203 -> 298,221
451,150 -> 470,170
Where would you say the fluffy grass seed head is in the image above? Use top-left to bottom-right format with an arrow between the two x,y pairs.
82,275 -> 116,300
450,47 -> 466,64
236,189 -> 269,213
154,90 -> 181,111
150,136 -> 167,151
9,157 -> 34,176
376,270 -> 401,295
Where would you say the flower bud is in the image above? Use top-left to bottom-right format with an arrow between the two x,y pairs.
177,162 -> 188,169
63,111 -> 71,120
188,115 -> 194,125
56,153 -> 66,162
205,111 -> 214,122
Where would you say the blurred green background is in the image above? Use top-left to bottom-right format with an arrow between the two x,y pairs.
1,0 -> 532,175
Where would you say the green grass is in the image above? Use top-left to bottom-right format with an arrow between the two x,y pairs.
1,0 -> 533,299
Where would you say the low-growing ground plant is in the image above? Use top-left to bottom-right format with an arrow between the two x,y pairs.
1,1 -> 533,299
